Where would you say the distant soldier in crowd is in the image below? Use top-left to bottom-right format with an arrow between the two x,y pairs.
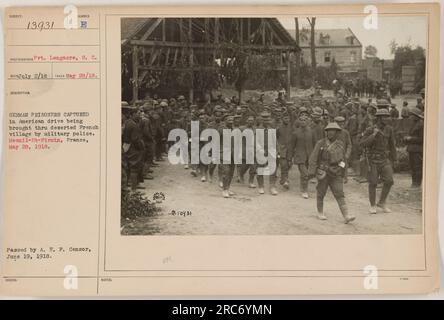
308,122 -> 355,223
401,101 -> 410,119
404,108 -> 424,188
238,116 -> 257,188
140,104 -> 154,180
310,107 -> 325,143
360,108 -> 397,214
389,103 -> 399,120
416,97 -> 425,112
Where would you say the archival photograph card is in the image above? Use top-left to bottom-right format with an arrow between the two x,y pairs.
0,3 -> 440,296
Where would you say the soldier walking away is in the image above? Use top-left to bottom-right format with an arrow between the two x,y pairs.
404,108 -> 424,188
219,115 -> 237,198
289,113 -> 316,199
360,108 -> 397,214
276,113 -> 293,189
356,103 -> 376,183
256,112 -> 278,196
308,122 -> 355,224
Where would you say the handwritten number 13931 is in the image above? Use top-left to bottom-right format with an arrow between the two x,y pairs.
27,21 -> 55,31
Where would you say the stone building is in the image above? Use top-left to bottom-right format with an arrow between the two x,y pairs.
287,28 -> 363,73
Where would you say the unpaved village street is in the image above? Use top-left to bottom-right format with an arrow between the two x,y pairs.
122,159 -> 422,235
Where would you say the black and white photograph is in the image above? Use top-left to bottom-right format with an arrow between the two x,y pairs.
120,16 -> 426,236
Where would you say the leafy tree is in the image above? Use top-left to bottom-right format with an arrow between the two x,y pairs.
364,45 -> 378,58
390,41 -> 426,93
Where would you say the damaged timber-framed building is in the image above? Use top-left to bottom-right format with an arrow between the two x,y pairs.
121,18 -> 300,103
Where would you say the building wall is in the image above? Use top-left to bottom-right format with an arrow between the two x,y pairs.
300,46 -> 362,71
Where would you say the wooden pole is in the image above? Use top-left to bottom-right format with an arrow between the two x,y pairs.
239,19 -> 243,45
215,18 -> 219,44
188,18 -> 194,103
308,17 -> 316,86
162,19 -> 166,42
294,18 -> 300,87
132,45 -> 139,104
286,51 -> 291,99
261,18 -> 265,46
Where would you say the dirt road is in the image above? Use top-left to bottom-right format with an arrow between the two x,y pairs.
122,160 -> 422,235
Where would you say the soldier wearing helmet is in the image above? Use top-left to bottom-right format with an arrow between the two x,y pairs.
308,122 -> 355,223
360,108 -> 397,214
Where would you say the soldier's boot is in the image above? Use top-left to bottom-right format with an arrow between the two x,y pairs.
228,190 -> 235,196
222,190 -> 229,198
356,159 -> 368,183
377,182 -> 393,213
338,199 -> 355,224
257,175 -> 264,194
368,184 -> 377,214
283,181 -> 289,190
248,175 -> 256,188
130,172 -> 138,191
238,169 -> 245,184
316,198 -> 327,220
270,185 -> 278,196
377,203 -> 391,213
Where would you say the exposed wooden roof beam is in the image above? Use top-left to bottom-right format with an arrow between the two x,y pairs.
141,18 -> 163,41
130,39 -> 297,51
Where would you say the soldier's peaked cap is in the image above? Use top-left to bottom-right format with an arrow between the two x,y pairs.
376,99 -> 391,107
260,111 -> 271,118
334,116 -> 346,122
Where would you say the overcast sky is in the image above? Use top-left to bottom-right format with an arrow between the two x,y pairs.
278,16 -> 427,60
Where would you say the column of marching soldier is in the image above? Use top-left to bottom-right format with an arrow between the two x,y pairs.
122,91 -> 424,224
